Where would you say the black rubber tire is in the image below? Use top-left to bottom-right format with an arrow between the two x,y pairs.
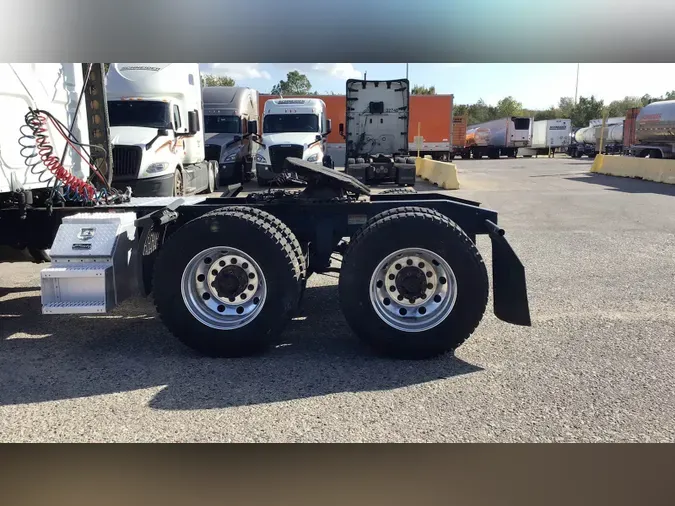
356,158 -> 365,164
173,169 -> 184,197
153,207 -> 304,358
405,157 -> 416,164
206,206 -> 308,306
381,187 -> 417,195
339,206 -> 489,360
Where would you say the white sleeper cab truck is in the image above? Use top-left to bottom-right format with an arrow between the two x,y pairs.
251,98 -> 334,186
106,63 -> 217,197
202,86 -> 259,186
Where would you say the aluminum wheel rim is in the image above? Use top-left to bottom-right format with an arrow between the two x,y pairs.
369,247 -> 458,333
181,246 -> 267,330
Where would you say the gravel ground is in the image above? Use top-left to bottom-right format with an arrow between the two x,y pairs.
1,156 -> 674,442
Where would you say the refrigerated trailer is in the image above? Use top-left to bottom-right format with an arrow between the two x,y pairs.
459,116 -> 533,159
0,64 -> 531,361
518,119 -> 571,157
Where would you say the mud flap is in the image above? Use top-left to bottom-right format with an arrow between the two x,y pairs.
485,220 -> 531,326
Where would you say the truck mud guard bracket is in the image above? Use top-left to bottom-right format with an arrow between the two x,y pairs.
132,199 -> 184,296
484,220 -> 531,326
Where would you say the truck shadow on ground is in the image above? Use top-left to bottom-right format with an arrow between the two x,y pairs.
0,283 -> 482,411
566,173 -> 675,196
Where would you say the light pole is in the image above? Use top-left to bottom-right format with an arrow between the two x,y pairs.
574,63 -> 580,104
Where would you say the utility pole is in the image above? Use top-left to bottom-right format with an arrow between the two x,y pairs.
364,71 -> 367,80
574,63 -> 580,105
406,63 -> 409,80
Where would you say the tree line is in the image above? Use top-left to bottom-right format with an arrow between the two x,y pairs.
105,65 -> 675,129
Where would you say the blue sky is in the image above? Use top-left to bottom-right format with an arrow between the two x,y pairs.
200,63 -> 675,110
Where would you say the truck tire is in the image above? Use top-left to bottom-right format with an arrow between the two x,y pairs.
173,168 -> 184,197
208,205 -> 308,305
347,158 -> 356,165
380,188 -> 417,195
405,157 -> 416,164
206,162 -> 217,193
153,207 -> 305,357
338,206 -> 489,360
356,158 -> 365,164
323,155 -> 335,169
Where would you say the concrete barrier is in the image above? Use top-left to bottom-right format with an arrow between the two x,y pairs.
590,154 -> 675,185
414,157 -> 460,190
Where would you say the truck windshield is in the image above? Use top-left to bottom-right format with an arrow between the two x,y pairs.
204,115 -> 241,134
263,114 -> 319,133
108,101 -> 171,129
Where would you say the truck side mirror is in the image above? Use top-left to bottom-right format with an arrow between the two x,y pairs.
339,123 -> 344,137
326,119 -> 332,134
187,110 -> 199,134
248,120 -> 258,135
157,128 -> 169,137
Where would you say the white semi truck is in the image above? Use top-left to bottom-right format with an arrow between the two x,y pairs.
202,86 -> 260,186
106,63 -> 217,197
252,97 -> 334,186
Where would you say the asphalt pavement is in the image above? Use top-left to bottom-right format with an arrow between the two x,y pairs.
1,156 -> 674,442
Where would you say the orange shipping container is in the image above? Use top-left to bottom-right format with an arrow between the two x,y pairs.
408,95 -> 455,150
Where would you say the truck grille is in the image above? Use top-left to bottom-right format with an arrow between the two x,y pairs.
269,145 -> 304,170
112,146 -> 142,179
204,144 -> 222,162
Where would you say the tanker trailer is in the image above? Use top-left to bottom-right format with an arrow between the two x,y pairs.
461,117 -> 532,159
593,122 -> 624,155
568,127 -> 596,158
629,100 -> 675,158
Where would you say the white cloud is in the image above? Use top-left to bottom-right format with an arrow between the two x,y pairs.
201,63 -> 271,80
272,63 -> 363,80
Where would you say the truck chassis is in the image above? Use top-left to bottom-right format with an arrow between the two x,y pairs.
1,158 -> 530,360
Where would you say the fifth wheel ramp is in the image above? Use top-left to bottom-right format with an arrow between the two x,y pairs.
590,155 -> 675,185
415,156 -> 460,190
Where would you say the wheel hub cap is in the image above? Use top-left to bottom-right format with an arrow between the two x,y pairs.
369,248 -> 457,333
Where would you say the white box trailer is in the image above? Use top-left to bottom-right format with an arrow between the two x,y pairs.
519,119 -> 571,157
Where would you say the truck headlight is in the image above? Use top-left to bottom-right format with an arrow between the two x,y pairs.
222,151 -> 237,163
147,162 -> 169,174
255,153 -> 267,163
306,153 -> 319,162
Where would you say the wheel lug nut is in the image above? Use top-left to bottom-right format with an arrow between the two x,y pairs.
389,286 -> 396,292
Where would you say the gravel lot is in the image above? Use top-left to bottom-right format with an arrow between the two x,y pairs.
1,156 -> 674,442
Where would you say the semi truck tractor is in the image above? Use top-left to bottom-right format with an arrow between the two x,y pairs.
629,100 -> 675,159
341,78 -> 416,186
106,63 -> 217,197
253,97 -> 334,186
202,86 -> 259,186
518,119 -> 571,157
0,63 -> 531,361
460,116 -> 533,159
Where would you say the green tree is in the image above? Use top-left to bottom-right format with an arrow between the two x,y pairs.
104,63 -> 110,74
558,97 -> 575,119
201,74 -> 236,87
496,96 -> 523,117
271,70 -> 313,95
533,107 -> 559,121
412,85 -> 436,95
570,95 -> 604,128
606,96 -> 643,117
